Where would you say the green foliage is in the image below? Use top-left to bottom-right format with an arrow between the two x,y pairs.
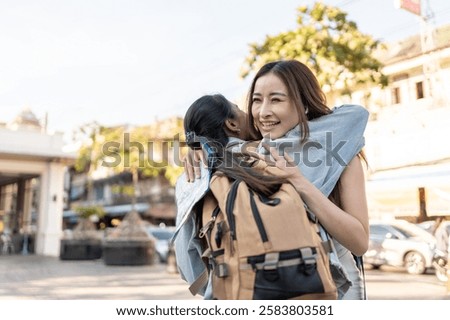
241,2 -> 388,98
164,166 -> 184,186
73,123 -> 125,173
74,145 -> 91,173
111,184 -> 135,197
74,118 -> 185,187
74,205 -> 105,219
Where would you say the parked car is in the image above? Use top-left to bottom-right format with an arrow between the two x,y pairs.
417,220 -> 450,282
364,219 -> 436,274
416,220 -> 436,234
146,225 -> 175,263
417,220 -> 450,236
166,244 -> 178,274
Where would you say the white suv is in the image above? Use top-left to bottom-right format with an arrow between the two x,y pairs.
365,219 -> 436,274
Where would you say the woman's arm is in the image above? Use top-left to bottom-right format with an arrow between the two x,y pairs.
267,148 -> 369,256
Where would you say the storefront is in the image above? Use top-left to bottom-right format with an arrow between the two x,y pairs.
366,161 -> 450,220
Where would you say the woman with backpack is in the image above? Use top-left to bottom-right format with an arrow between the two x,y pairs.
176,60 -> 369,300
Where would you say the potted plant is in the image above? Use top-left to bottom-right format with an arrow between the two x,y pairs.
102,210 -> 156,266
59,205 -> 105,260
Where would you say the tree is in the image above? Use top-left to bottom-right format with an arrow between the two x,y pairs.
128,117 -> 185,186
73,117 -> 185,213
241,2 -> 388,100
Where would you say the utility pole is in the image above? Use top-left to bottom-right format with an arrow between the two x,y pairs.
417,187 -> 428,223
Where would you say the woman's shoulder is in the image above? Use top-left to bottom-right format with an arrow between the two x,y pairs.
330,104 -> 369,121
309,104 -> 369,130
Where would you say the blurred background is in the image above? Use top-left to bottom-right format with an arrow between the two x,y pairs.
1,0 -> 450,297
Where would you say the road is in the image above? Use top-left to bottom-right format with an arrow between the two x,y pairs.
365,265 -> 450,300
0,255 -> 449,300
0,255 -> 199,300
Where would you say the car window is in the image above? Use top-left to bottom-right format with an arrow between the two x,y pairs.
371,220 -> 437,243
370,225 -> 392,239
395,222 -> 437,242
390,225 -> 413,238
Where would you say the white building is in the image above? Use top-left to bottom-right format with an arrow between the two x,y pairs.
340,24 -> 450,220
0,109 -> 76,256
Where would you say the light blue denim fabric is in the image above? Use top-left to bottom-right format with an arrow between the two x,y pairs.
173,104 -> 369,299
173,165 -> 211,296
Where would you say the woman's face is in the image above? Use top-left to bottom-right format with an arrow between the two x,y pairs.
251,73 -> 299,139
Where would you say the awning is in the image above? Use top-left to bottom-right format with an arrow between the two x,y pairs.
63,202 -> 150,219
144,202 -> 176,219
367,161 -> 450,188
366,162 -> 450,217
103,203 -> 150,217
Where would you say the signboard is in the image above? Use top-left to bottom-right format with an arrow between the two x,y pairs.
394,0 -> 422,17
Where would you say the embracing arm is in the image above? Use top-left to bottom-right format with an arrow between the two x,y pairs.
265,145 -> 369,256
183,148 -> 207,182
291,156 -> 369,256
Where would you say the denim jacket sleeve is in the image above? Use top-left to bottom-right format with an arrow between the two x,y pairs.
173,166 -> 211,296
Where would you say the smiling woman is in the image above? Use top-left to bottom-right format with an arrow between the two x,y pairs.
176,60 -> 370,301
251,73 -> 299,139
247,60 -> 332,143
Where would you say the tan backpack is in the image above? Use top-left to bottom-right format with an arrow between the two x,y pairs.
197,163 -> 337,300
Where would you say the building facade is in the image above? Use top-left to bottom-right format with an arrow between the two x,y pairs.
63,116 -> 184,230
0,110 -> 75,256
337,24 -> 450,220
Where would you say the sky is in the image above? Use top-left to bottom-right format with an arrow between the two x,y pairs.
1,0 -> 449,142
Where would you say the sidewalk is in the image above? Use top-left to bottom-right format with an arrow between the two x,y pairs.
1,254 -> 449,300
0,254 -> 200,300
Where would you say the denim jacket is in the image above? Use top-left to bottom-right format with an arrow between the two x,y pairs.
173,104 -> 369,299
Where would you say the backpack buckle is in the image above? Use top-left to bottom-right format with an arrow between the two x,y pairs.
299,248 -> 317,276
262,252 -> 280,281
215,263 -> 229,278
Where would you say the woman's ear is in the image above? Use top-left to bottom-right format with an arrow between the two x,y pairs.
224,119 -> 241,135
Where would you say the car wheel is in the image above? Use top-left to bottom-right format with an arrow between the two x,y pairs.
371,264 -> 381,270
404,251 -> 426,274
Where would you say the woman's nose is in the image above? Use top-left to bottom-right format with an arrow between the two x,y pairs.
259,100 -> 272,117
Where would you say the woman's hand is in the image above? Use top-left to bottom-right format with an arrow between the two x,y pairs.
258,143 -> 307,191
183,148 -> 207,182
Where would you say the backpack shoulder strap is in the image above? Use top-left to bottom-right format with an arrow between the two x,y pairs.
353,254 -> 367,300
188,269 -> 209,296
